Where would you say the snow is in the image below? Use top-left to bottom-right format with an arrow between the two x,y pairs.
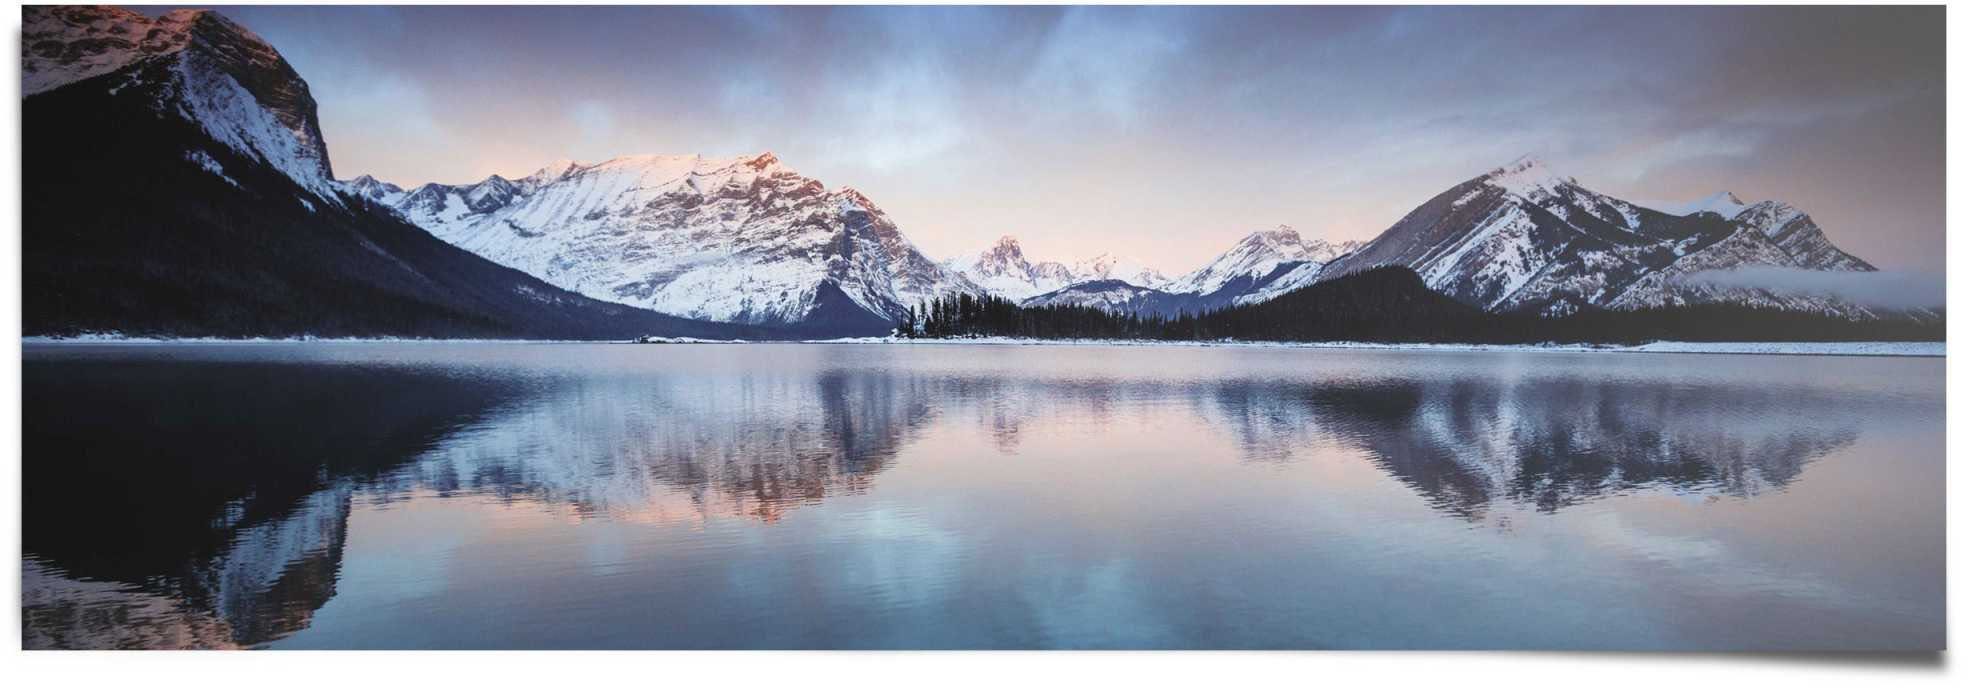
377,152 -> 974,325
173,52 -> 340,202
25,6 -> 342,204
1070,252 -> 1170,289
1415,203 -> 1547,308
1233,261 -> 1327,305
1021,280 -> 1160,311
1165,225 -> 1333,296
1482,155 -> 1576,201
1346,155 -> 1880,317
944,235 -> 1169,301
184,149 -> 238,187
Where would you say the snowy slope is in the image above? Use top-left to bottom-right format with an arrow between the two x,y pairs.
374,153 -> 978,327
1163,226 -> 1359,297
1321,156 -> 1879,317
1021,280 -> 1192,316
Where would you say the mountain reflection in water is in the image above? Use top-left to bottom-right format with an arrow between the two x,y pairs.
20,343 -> 1937,649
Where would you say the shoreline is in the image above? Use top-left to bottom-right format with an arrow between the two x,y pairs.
21,335 -> 1945,357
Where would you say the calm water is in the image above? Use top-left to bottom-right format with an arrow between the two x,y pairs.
20,342 -> 1945,650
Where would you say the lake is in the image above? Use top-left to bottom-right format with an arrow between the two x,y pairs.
20,342 -> 1945,650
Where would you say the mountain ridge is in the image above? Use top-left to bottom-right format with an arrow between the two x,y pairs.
364,151 -> 976,332
21,4 -> 777,340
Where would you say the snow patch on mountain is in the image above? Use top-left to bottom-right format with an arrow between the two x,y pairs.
184,149 -> 238,187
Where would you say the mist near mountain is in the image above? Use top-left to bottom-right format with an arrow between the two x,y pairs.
1686,267 -> 1946,311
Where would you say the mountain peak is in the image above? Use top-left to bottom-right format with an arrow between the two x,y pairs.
522,159 -> 582,185
24,6 -> 195,95
1483,155 -> 1575,199
1249,224 -> 1303,244
1654,190 -> 1753,219
967,235 -> 1033,276
25,5 -> 338,194
747,151 -> 780,170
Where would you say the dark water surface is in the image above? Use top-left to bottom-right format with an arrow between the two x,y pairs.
20,342 -> 1945,649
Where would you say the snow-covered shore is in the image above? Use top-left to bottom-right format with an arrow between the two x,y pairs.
644,336 -> 1945,358
23,335 -> 1943,357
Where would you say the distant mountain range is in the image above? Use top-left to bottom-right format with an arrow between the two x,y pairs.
20,5 -> 1919,340
942,235 -> 1167,301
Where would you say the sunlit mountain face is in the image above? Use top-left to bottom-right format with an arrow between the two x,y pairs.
22,343 -> 1929,649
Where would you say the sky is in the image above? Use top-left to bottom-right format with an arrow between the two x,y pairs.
194,5 -> 1944,274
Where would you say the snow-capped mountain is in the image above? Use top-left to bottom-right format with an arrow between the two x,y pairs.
344,174 -> 404,203
947,236 -> 1081,301
1163,225 -> 1362,297
23,5 -> 763,340
370,153 -> 977,331
25,5 -> 341,201
945,235 -> 1169,301
1321,156 -> 1878,316
1031,225 -> 1362,316
1071,253 -> 1170,289
1020,280 -> 1202,317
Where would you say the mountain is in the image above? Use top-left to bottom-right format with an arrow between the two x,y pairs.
946,236 -> 1082,301
1320,156 -> 1879,317
22,5 -> 764,339
944,235 -> 1170,301
1019,280 -> 1205,318
917,264 -> 1940,345
1025,226 -> 1361,316
1162,225 -> 1359,296
370,153 -> 977,334
1071,253 -> 1170,289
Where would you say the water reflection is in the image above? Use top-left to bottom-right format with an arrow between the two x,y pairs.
19,344 -> 1933,649
367,371 -> 933,523
1202,378 -> 1857,519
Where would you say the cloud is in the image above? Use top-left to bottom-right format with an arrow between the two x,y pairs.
1021,7 -> 1192,124
570,101 -> 616,140
1685,266 -> 1945,310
